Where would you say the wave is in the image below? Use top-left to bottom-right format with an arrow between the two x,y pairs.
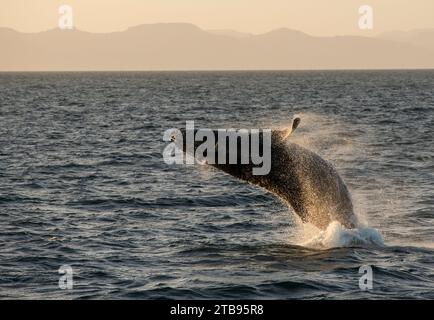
299,221 -> 384,249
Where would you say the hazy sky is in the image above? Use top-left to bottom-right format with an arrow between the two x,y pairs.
1,0 -> 433,35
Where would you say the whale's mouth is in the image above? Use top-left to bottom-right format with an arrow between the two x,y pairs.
298,221 -> 384,249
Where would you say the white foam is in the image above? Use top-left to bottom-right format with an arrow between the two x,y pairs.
299,221 -> 384,249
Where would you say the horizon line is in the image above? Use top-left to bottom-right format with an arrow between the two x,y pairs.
1,68 -> 434,73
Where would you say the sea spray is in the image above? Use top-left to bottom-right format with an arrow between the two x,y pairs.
300,221 -> 384,249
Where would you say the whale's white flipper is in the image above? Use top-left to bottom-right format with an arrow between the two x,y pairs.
281,117 -> 301,139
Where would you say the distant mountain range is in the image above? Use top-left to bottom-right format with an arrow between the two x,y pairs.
377,29 -> 434,52
1,23 -> 433,71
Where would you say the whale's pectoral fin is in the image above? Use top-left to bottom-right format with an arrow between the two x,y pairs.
281,117 -> 301,139
292,117 -> 301,132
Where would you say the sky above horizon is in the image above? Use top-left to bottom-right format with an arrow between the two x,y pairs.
1,0 -> 433,36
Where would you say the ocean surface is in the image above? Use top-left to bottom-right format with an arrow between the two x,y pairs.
0,71 -> 433,299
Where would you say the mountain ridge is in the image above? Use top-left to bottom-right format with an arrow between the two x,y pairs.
1,23 -> 433,71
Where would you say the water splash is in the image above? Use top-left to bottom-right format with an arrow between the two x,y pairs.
299,221 -> 384,249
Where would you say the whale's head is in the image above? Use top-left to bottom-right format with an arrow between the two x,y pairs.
173,118 -> 300,178
175,127 -> 270,177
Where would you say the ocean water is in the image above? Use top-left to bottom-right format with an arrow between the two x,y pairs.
0,71 -> 433,299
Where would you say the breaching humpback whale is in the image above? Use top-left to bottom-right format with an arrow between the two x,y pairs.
177,118 -> 358,230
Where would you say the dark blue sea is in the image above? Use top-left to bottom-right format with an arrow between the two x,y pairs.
0,71 -> 433,299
